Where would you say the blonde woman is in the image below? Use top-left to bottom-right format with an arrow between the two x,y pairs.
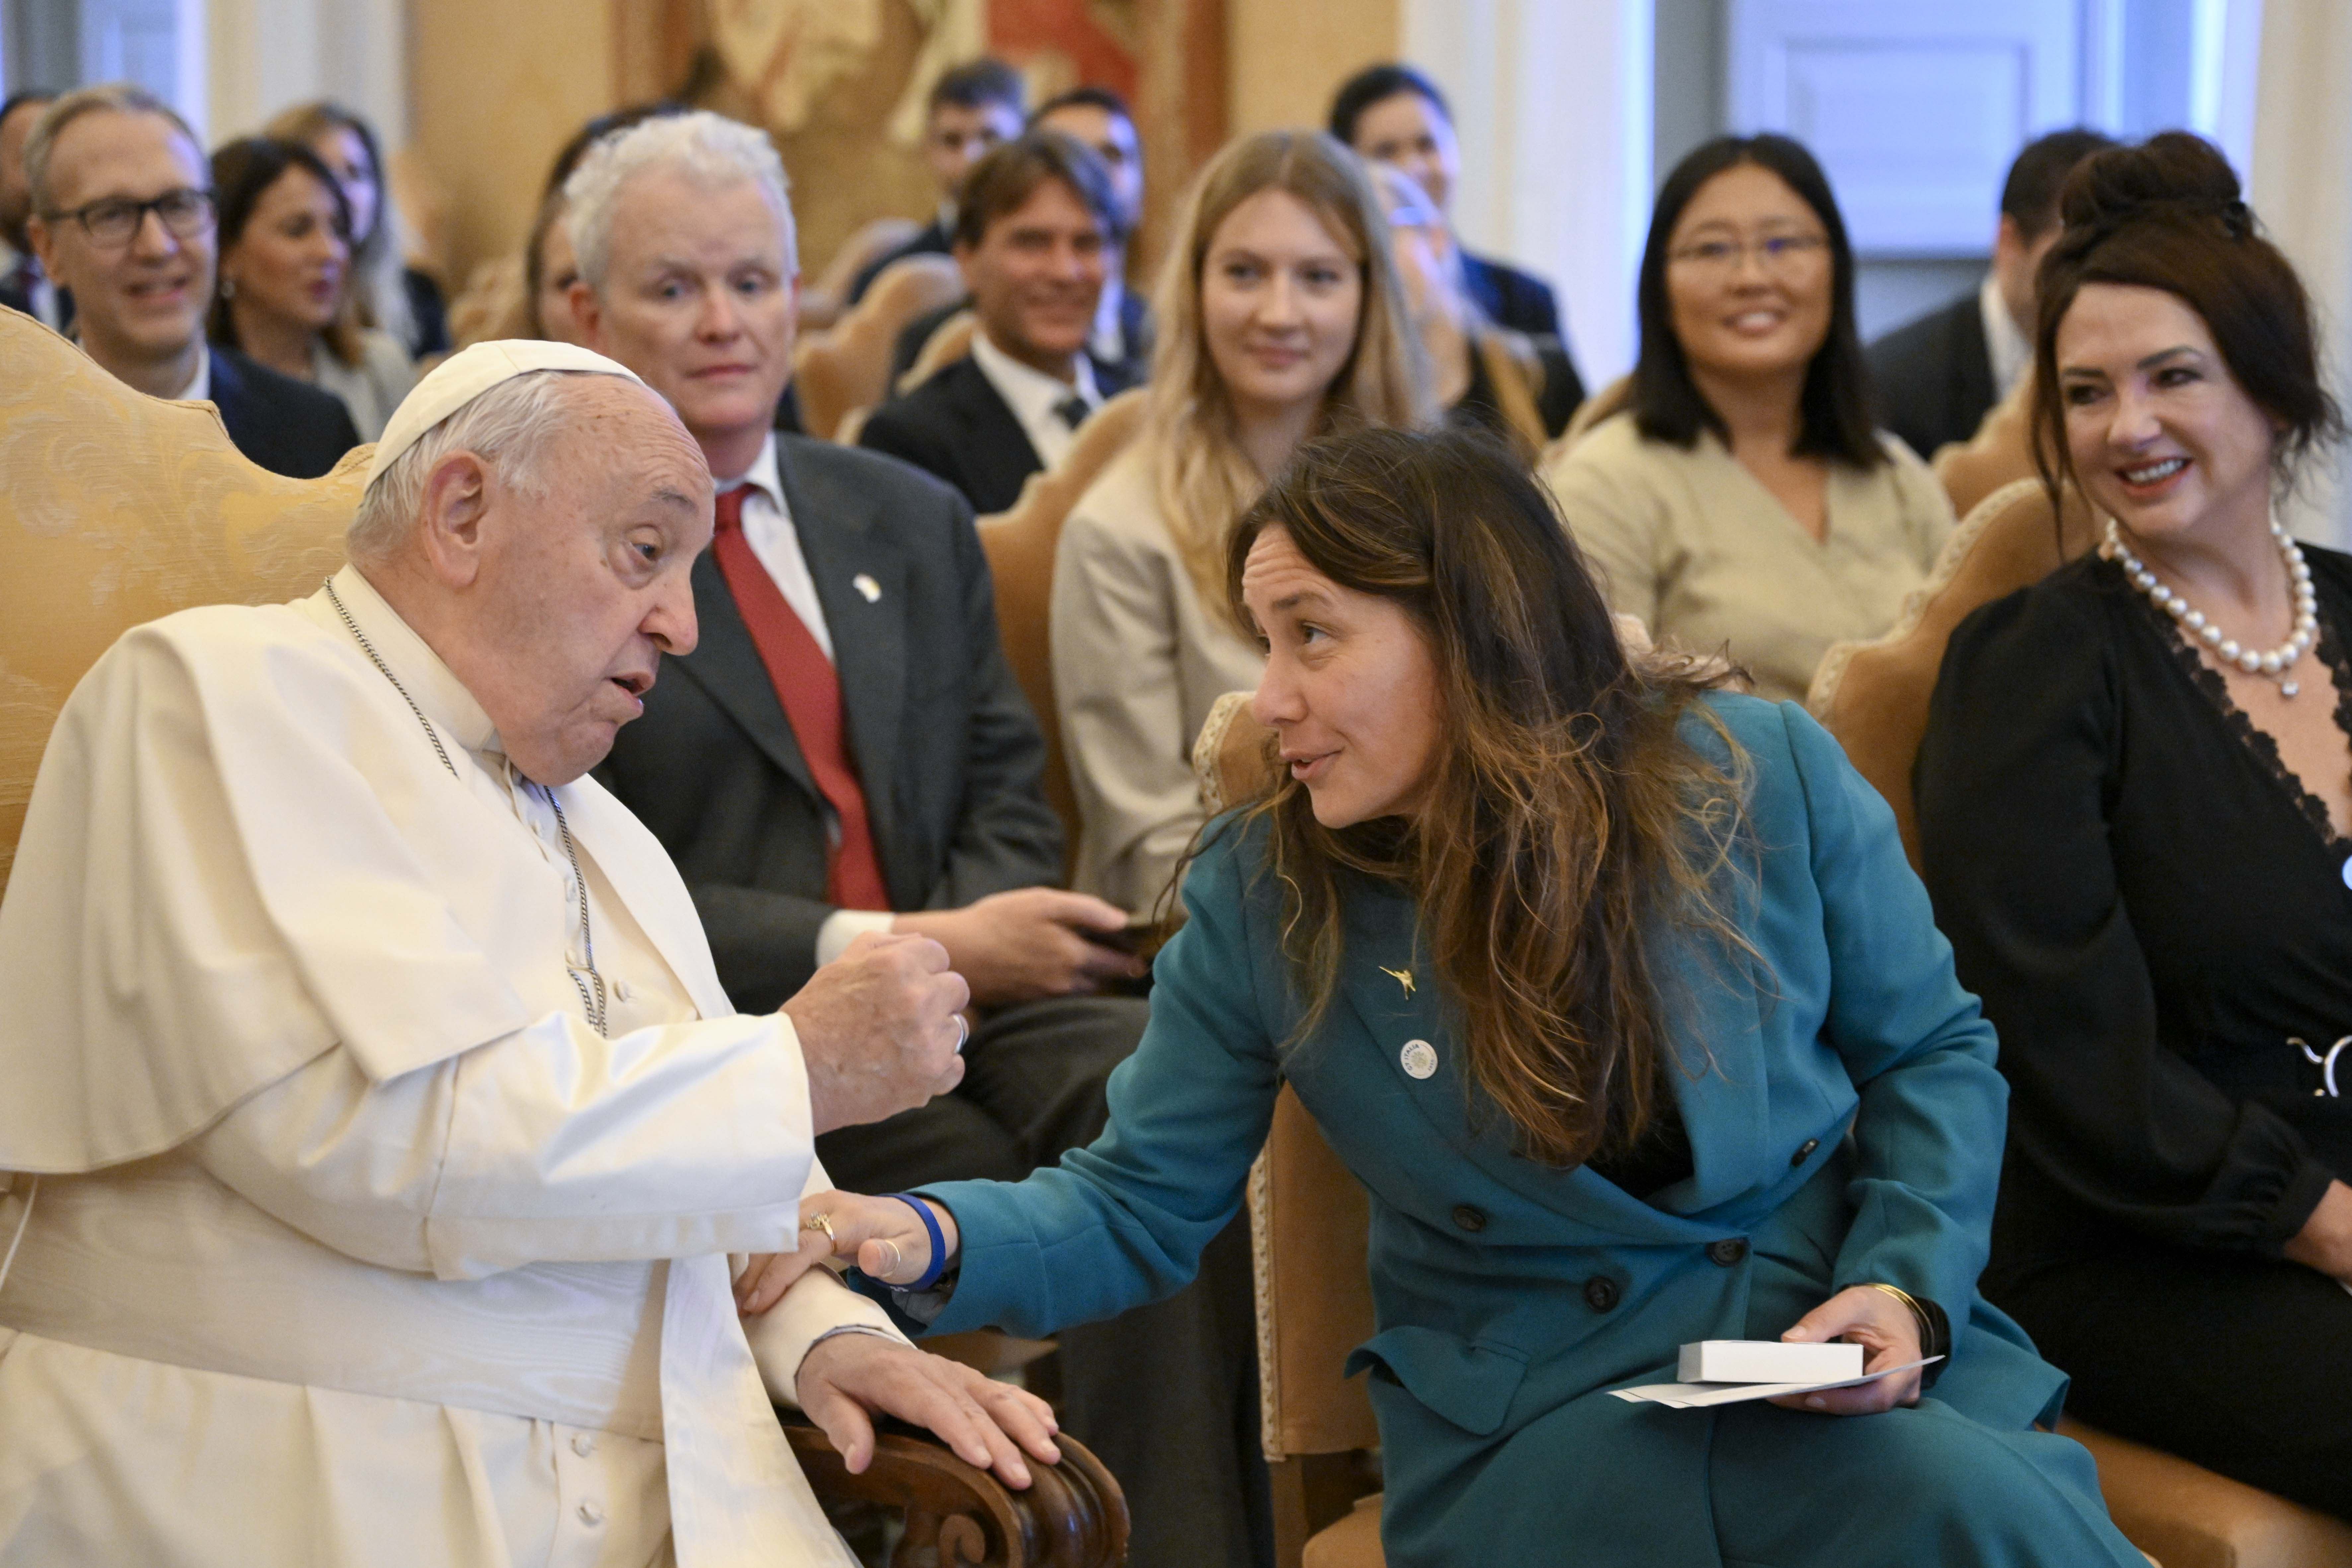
1053,129 -> 1433,916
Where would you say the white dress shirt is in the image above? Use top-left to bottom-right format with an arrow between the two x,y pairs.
719,434 -> 897,959
0,235 -> 65,331
1978,270 -> 2031,399
969,326 -> 1101,472
177,346 -> 211,403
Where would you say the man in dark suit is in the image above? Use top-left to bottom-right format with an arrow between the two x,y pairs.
1330,62 -> 1572,343
846,58 -> 1025,308
1866,127 -> 2115,460
571,108 -> 1265,1568
886,86 -> 1155,391
859,132 -> 1136,515
25,83 -> 356,478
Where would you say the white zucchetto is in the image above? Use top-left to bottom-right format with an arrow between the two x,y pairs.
365,339 -> 646,488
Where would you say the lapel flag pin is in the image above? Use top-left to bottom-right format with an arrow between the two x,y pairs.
1381,965 -> 1415,997
853,573 -> 882,603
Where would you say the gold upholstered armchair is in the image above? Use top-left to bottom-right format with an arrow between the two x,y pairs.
0,305 -> 1128,1568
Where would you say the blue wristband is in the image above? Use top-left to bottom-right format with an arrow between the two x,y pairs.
882,1193 -> 950,1293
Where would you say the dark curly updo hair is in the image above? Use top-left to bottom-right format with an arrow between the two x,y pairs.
2030,130 -> 2342,505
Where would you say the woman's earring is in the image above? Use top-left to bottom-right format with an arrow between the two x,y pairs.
219,275 -> 236,300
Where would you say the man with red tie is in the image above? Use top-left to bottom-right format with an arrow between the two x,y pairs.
570,115 -> 1267,1568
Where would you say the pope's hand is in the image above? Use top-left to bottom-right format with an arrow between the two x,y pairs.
795,1332 -> 1058,1487
783,933 -> 970,1135
1769,1285 -> 1925,1415
737,1190 -> 960,1315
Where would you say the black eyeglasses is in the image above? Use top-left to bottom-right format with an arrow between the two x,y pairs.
46,188 -> 216,248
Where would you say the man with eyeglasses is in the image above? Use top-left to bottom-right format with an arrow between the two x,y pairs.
23,83 -> 357,479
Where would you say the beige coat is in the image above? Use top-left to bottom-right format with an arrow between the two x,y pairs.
1052,442 -> 1265,918
1544,412 -> 1954,703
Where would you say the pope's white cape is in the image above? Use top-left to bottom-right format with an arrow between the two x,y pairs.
0,576 -> 884,1566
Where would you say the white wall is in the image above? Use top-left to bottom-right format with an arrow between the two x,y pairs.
2246,0 -> 2352,548
1404,0 -> 1653,385
204,0 -> 405,145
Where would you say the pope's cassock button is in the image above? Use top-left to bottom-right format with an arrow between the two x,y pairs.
578,1500 -> 603,1527
1401,1039 -> 1438,1080
572,1432 -> 596,1457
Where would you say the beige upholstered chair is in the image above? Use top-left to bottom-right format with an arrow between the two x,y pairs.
973,388 -> 1149,864
896,308 -> 979,397
1810,468 -> 2352,1567
792,254 -> 964,440
1932,375 -> 2045,520
1191,693 -> 1386,1568
0,306 -> 1131,1566
1807,477 -> 2094,867
797,216 -> 922,333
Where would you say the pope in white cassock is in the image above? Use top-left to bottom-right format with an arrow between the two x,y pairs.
0,340 -> 1062,1567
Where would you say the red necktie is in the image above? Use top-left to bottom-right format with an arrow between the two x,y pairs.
709,486 -> 892,911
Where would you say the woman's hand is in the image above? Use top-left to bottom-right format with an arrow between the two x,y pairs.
795,1331 -> 1058,1487
1768,1285 -> 1924,1415
737,1190 -> 962,1315
2284,1178 -> 2352,1284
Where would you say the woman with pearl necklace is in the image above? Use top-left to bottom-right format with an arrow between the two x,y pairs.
1919,131 -> 2352,1520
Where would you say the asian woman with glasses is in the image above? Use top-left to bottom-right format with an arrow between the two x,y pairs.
1542,134 -> 1954,703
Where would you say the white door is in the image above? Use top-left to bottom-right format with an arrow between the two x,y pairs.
1727,0 -> 2091,257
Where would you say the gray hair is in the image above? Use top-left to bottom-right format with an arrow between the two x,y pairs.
347,370 -> 608,564
25,83 -> 201,212
563,110 -> 797,295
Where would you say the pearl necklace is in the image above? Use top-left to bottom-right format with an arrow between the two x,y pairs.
2101,516 -> 2319,698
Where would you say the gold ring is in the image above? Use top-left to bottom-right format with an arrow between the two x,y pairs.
802,1212 -> 836,1244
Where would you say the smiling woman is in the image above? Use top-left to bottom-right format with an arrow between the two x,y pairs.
1542,133 -> 1954,703
1051,129 -> 1434,919
1919,131 -> 2352,1520
208,136 -> 417,442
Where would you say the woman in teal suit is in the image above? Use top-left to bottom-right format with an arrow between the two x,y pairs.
747,427 -> 2143,1566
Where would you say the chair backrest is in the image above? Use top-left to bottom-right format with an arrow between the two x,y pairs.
975,388 -> 1150,864
1191,690 -> 1382,1462
1806,475 -> 2095,867
792,255 -> 965,440
0,308 -> 360,891
1934,374 -> 2042,520
897,310 -> 978,397
799,215 -> 923,332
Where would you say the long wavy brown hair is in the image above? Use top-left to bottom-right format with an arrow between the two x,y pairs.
1225,426 -> 1755,1167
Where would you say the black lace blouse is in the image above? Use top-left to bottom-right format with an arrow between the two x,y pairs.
1918,546 -> 2352,1279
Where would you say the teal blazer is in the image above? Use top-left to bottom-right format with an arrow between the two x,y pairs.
912,696 -> 2120,1566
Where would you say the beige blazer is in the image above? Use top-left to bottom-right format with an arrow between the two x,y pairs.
1051,441 -> 1265,917
1544,412 -> 1953,704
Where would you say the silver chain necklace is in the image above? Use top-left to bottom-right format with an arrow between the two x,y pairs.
324,578 -> 609,1035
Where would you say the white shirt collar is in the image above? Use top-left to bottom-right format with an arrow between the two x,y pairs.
719,430 -> 789,517
328,562 -> 503,758
1979,271 -> 2031,398
969,327 -> 1099,449
178,346 -> 211,404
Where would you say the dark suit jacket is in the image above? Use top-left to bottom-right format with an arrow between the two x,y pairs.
856,351 -> 1138,516
848,217 -> 953,307
595,436 -> 1063,1010
889,288 -> 1153,390
1459,248 -> 1560,339
1866,293 -> 1996,461
208,346 -> 361,480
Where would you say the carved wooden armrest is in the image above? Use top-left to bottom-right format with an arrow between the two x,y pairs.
781,1410 -> 1129,1567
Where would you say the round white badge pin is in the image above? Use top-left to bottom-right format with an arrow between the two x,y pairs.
1400,1039 -> 1438,1080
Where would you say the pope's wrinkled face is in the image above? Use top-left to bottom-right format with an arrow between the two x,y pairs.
457,377 -> 715,784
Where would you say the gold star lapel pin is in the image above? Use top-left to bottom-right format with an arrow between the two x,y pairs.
1380,965 -> 1415,997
